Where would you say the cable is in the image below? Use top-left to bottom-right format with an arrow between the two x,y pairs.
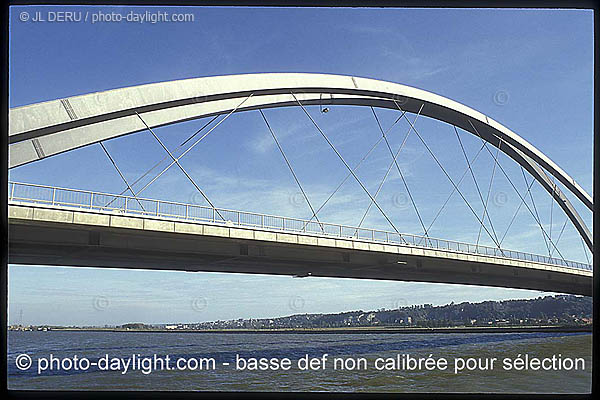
371,107 -> 428,239
291,91 -> 406,243
259,109 -> 324,232
102,114 -> 220,209
300,110 -> 407,232
477,143 -> 500,247
467,120 -> 567,263
454,125 -> 501,248
394,102 -> 503,251
99,142 -> 146,213
135,111 -> 226,222
127,94 -> 254,204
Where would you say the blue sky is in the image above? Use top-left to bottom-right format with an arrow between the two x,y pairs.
8,6 -> 593,325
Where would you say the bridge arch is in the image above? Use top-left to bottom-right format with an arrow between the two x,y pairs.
8,73 -> 592,250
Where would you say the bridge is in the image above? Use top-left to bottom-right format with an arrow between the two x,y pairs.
8,73 -> 593,295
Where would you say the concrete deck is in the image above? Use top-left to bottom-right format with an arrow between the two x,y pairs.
8,203 -> 592,295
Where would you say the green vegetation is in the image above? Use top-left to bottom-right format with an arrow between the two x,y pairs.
191,294 -> 591,330
9,295 -> 591,332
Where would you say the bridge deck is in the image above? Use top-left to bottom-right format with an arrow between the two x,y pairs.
8,181 -> 591,273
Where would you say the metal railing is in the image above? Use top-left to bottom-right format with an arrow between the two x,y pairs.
8,181 -> 592,272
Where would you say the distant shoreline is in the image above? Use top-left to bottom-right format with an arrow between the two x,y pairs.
24,325 -> 592,334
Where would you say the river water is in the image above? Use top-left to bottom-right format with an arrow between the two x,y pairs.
7,330 -> 591,393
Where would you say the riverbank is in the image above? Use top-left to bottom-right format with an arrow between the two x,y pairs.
36,325 -> 592,334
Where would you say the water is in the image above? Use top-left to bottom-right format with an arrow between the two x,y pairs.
8,330 -> 591,392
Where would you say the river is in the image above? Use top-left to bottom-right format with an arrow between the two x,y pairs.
7,330 -> 591,392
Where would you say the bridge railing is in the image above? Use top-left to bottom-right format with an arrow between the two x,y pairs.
8,181 -> 592,272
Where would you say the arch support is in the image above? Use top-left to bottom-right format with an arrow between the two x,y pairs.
8,73 -> 592,251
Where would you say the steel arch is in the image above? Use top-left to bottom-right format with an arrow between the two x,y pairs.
8,73 -> 593,251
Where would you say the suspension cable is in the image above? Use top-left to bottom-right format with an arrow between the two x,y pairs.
499,173 -> 536,245
132,114 -> 221,190
551,218 -> 568,256
130,94 -> 254,200
99,142 -> 146,213
520,167 -> 551,256
135,111 -> 226,222
423,141 -> 487,237
477,143 -> 500,247
549,175 -> 556,245
130,115 -> 220,191
259,109 -> 324,232
291,91 -> 406,242
580,237 -> 591,264
102,114 -> 221,208
395,102 -> 503,250
454,125 -> 501,248
370,107 -> 429,238
467,120 -> 567,263
299,111 -> 407,232
355,106 -> 420,231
